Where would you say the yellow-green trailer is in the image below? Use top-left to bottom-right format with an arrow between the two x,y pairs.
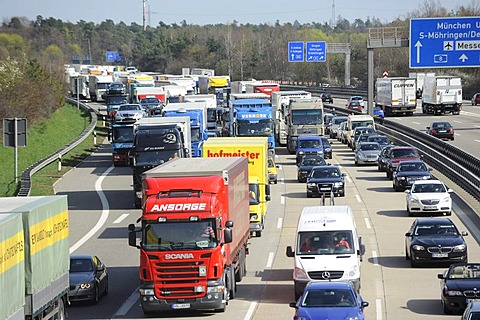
203,137 -> 270,237
0,196 -> 69,320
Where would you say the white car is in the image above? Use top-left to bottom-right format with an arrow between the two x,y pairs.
405,180 -> 453,217
348,96 -> 365,108
114,104 -> 146,123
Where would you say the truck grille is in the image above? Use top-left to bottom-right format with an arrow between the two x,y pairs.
154,261 -> 205,298
308,270 -> 344,280
297,128 -> 318,134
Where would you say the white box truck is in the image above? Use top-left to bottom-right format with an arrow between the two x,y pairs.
375,77 -> 417,116
88,74 -> 113,101
421,75 -> 462,115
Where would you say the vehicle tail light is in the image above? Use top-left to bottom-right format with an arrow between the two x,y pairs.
448,129 -> 454,133
432,130 -> 437,134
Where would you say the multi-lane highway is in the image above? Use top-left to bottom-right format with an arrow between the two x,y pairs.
54,100 -> 480,319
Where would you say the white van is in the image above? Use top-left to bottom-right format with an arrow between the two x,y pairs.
286,205 -> 365,300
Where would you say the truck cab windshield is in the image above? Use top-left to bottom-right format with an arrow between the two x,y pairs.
191,127 -> 201,142
143,221 -> 217,250
113,126 -> 134,143
291,110 -> 323,125
134,150 -> 179,167
237,121 -> 274,137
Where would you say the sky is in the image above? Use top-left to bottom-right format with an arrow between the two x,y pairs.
0,0 -> 472,27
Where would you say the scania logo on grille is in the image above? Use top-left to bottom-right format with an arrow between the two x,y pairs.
321,271 -> 331,279
165,253 -> 194,260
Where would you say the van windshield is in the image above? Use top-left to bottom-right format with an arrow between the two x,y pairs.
297,231 -> 354,255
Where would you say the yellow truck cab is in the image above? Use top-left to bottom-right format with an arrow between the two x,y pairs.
203,137 -> 270,237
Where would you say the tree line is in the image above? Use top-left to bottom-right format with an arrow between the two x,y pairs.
1,0 -> 479,127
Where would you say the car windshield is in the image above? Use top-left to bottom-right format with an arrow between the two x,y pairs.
398,163 -> 427,172
141,98 -> 160,104
297,231 -> 354,255
299,140 -> 321,148
447,265 -> 480,279
301,158 -> 326,166
70,258 -> 93,272
411,183 -> 446,193
392,149 -> 418,158
368,136 -> 388,144
311,167 -> 340,179
334,117 -> 348,125
414,224 -> 458,236
119,105 -> 141,111
360,143 -> 380,151
301,288 -> 356,307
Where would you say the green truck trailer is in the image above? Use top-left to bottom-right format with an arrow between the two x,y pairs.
0,196 -> 69,320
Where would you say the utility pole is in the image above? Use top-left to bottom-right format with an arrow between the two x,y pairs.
143,0 -> 146,31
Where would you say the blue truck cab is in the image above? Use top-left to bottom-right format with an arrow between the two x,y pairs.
110,123 -> 134,166
230,98 -> 275,156
296,135 -> 324,165
163,102 -> 209,157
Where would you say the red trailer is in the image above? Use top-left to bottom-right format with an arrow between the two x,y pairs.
128,157 -> 250,314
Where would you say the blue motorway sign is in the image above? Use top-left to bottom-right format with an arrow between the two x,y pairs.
106,51 -> 115,62
410,17 -> 480,68
306,41 -> 326,62
288,42 -> 304,62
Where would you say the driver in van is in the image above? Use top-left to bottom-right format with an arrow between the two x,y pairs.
333,233 -> 350,250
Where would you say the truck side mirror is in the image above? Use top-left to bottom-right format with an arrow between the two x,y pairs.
286,246 -> 294,257
224,228 -> 232,244
128,224 -> 140,248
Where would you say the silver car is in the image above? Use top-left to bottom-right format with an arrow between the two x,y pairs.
354,142 -> 381,165
114,104 -> 146,123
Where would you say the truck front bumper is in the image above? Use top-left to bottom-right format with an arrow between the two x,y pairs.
140,294 -> 225,313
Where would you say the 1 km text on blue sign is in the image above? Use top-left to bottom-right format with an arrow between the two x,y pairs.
410,17 -> 480,68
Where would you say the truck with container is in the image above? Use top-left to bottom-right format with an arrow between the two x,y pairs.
198,76 -> 230,106
88,74 -> 113,102
131,116 -> 192,208
163,102 -> 209,157
184,94 -> 223,136
132,86 -> 166,104
375,77 -> 417,116
203,137 -> 270,237
110,122 -> 135,166
158,85 -> 188,104
229,98 -> 275,156
128,157 -> 250,314
421,75 -> 462,115
271,91 -> 312,146
230,80 -> 257,94
409,72 -> 435,98
346,114 -> 375,149
286,98 -> 324,154
0,195 -> 69,320
70,74 -> 90,100
245,82 -> 280,96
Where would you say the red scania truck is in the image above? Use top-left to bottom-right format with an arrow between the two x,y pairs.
128,157 -> 250,314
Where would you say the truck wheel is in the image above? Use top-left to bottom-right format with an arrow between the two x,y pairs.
92,286 -> 99,305
56,298 -> 66,320
255,230 -> 262,237
229,267 -> 236,299
235,248 -> 246,282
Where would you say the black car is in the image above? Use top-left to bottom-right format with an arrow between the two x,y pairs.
107,81 -> 125,95
438,263 -> 480,314
69,254 -> 109,304
377,145 -> 394,172
320,92 -> 333,104
306,165 -> 346,197
405,218 -> 468,268
392,160 -> 432,191
426,121 -> 455,141
297,155 -> 327,183
140,97 -> 164,116
321,136 -> 332,159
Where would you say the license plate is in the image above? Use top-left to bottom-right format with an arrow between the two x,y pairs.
424,205 -> 437,210
320,187 -> 331,191
171,303 -> 191,309
439,130 -> 447,133
432,253 -> 448,258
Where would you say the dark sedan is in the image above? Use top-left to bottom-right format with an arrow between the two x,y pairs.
438,263 -> 480,315
306,165 -> 346,197
69,254 -> 109,304
426,121 -> 455,141
377,145 -> 395,172
321,136 -> 332,159
297,155 -> 327,183
385,146 -> 421,180
320,92 -> 334,104
392,160 -> 432,191
405,218 -> 468,268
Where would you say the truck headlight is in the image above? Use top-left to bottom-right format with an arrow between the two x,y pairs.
139,288 -> 155,295
207,286 -> 224,293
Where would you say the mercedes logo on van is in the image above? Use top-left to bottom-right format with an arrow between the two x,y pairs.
321,271 -> 331,279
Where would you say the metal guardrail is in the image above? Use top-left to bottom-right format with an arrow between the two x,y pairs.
17,98 -> 97,196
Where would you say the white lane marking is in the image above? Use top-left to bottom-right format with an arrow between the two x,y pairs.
115,286 -> 140,316
412,121 -> 420,125
281,177 -> 285,184
70,165 -> 114,254
266,252 -> 275,268
364,218 -> 371,229
113,213 -> 129,224
376,299 -> 383,320
372,250 -> 379,266
281,196 -> 285,205
275,154 -> 279,159
244,301 -> 258,320
355,194 -> 362,203
475,139 -> 480,143
277,164 -> 283,170
475,125 -> 480,128
453,120 -> 461,123
277,218 -> 283,229
346,175 -> 352,183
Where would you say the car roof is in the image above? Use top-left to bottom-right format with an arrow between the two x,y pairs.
311,165 -> 339,170
391,146 -> 416,150
298,135 -> 321,140
306,280 -> 355,290
466,300 -> 480,311
398,160 -> 425,165
412,179 -> 443,185
70,253 -> 94,259
414,217 -> 453,225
